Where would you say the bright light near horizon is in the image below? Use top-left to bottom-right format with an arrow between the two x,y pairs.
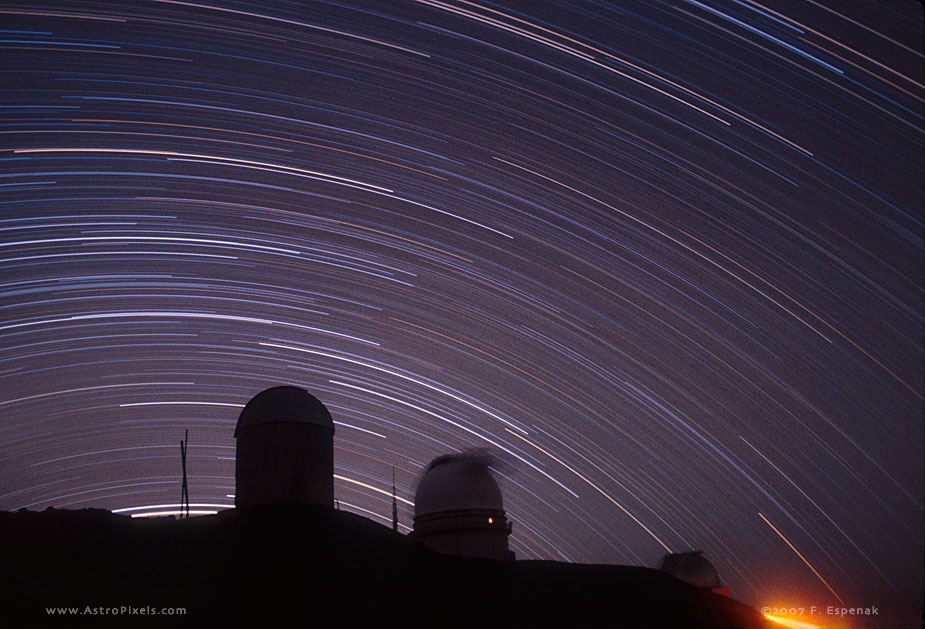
764,614 -> 822,629
113,503 -> 233,515
131,510 -> 219,518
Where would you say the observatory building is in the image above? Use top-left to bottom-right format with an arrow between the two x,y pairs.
234,386 -> 335,508
658,551 -> 730,596
410,453 -> 514,560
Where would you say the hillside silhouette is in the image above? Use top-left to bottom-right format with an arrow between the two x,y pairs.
2,386 -> 774,627
2,504 -> 773,627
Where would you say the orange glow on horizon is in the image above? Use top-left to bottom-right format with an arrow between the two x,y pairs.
764,614 -> 821,629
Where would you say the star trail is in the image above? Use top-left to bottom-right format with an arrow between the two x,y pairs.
0,1 -> 921,626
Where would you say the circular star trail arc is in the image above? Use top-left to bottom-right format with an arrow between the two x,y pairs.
0,1 -> 921,626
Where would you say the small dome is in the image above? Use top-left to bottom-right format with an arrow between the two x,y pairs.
234,386 -> 334,436
414,453 -> 504,517
658,551 -> 722,589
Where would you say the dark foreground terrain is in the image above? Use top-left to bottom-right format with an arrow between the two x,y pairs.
1,505 -> 772,628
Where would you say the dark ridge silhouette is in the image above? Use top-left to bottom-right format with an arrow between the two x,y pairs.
1,505 -> 773,628
0,386 -> 774,627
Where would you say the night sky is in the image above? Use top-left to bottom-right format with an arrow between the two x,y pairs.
1,1 -> 921,626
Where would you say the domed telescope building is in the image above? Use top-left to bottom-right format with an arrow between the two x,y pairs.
234,386 -> 335,508
658,550 -> 730,597
410,453 -> 514,560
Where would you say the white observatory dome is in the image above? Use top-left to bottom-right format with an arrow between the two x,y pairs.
414,453 -> 504,518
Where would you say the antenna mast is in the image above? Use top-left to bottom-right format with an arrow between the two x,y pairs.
180,429 -> 190,519
391,466 -> 398,532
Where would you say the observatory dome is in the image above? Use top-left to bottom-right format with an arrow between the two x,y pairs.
234,385 -> 333,436
414,453 -> 504,518
658,551 -> 723,589
233,385 -> 335,508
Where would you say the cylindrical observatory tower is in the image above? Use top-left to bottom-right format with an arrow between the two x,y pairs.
234,386 -> 335,508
